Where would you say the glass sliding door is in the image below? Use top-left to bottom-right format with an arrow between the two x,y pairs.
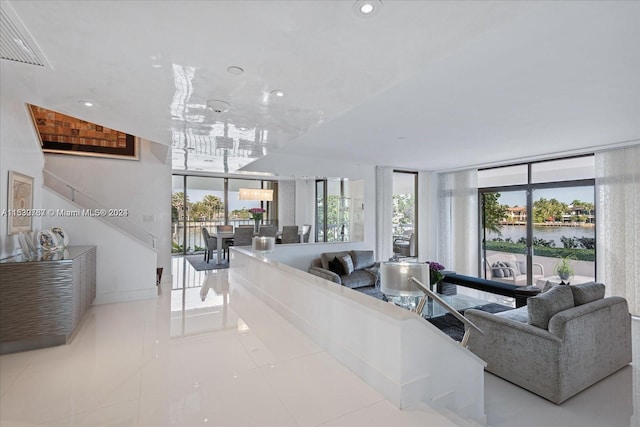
315,178 -> 350,243
172,174 -> 278,255
392,171 -> 417,258
480,190 -> 527,280
531,185 -> 595,286
478,155 -> 596,287
315,180 -> 325,242
171,175 -> 187,254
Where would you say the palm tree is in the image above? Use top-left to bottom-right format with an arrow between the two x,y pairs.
171,192 -> 189,221
201,194 -> 224,220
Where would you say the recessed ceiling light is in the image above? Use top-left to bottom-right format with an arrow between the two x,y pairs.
206,99 -> 231,113
353,0 -> 382,17
78,101 -> 95,107
227,66 -> 244,75
270,90 -> 284,97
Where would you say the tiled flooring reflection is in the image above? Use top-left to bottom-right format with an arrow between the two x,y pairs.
0,257 -> 454,426
1,256 -> 637,426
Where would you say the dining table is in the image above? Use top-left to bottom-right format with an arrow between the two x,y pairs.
210,231 -> 235,264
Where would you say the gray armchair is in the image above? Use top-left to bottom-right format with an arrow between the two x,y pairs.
465,283 -> 631,404
393,232 -> 415,257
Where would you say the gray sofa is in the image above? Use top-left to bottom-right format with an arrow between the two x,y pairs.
465,282 -> 631,404
308,250 -> 379,289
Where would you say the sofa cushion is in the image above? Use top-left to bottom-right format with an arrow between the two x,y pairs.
364,265 -> 380,287
341,270 -> 375,289
528,285 -> 574,329
328,257 -> 345,275
338,254 -> 354,275
542,280 -> 558,293
497,261 -> 512,277
504,261 -> 520,275
517,260 -> 527,275
321,251 -> 350,270
492,262 -> 505,278
350,250 -> 375,270
495,306 -> 529,323
571,282 -> 605,306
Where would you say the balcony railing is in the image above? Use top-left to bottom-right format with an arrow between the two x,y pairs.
172,219 -> 277,254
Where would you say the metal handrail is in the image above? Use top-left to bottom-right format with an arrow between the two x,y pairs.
43,169 -> 157,250
408,276 -> 484,348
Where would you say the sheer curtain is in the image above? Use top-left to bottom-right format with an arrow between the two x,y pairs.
438,169 -> 478,276
595,145 -> 640,316
375,166 -> 394,261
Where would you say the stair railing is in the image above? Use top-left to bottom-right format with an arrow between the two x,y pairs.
408,276 -> 483,348
43,169 -> 157,250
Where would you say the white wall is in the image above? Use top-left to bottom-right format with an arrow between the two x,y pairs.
42,189 -> 158,304
277,180 -> 295,226
244,152 -> 377,250
0,81 -> 45,259
43,139 -> 172,278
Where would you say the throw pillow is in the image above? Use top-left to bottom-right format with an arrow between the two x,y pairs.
491,262 -> 505,278
571,282 -> 605,306
517,260 -> 527,275
528,285 -> 575,329
321,251 -> 350,270
350,250 -> 375,270
328,257 -> 344,276
542,280 -> 557,293
499,261 -> 512,277
504,261 -> 520,276
338,255 -> 355,275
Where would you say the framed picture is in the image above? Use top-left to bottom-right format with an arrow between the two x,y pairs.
7,171 -> 34,235
28,104 -> 139,160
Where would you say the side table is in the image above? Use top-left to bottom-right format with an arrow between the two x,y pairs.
514,285 -> 541,308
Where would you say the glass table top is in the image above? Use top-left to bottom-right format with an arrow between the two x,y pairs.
386,292 -> 490,319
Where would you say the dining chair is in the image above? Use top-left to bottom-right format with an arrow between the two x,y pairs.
229,226 -> 254,247
216,225 -> 233,258
201,227 -> 217,263
258,224 -> 277,237
280,225 -> 299,244
301,224 -> 312,243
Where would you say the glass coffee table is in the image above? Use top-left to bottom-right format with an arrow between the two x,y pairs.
386,292 -> 490,318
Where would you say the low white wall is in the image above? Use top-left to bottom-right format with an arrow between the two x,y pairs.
42,189 -> 157,304
229,247 -> 487,423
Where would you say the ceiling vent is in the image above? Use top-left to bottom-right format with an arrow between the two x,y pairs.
1,2 -> 50,67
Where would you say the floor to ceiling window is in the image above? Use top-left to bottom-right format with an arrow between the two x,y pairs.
479,156 -> 596,286
392,171 -> 417,258
171,174 -> 276,255
315,178 -> 350,242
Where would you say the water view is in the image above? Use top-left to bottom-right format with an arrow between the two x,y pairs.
486,225 -> 595,248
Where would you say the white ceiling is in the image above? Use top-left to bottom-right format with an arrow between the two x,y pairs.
2,0 -> 639,175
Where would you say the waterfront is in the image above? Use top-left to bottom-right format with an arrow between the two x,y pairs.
486,224 -> 595,247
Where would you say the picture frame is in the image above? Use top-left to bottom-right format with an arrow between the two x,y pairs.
7,170 -> 34,235
28,104 -> 139,160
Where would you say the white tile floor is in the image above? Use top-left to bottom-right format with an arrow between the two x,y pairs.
1,257 -> 637,426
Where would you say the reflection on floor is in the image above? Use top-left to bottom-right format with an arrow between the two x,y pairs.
0,256 -> 456,426
1,256 -> 637,426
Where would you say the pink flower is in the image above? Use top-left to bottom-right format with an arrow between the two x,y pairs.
249,208 -> 265,214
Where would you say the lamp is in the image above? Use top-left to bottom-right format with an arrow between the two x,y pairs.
238,188 -> 273,201
380,261 -> 483,347
252,236 -> 275,254
380,261 -> 428,297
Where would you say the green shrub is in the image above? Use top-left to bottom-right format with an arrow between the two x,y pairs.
485,241 -> 595,261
